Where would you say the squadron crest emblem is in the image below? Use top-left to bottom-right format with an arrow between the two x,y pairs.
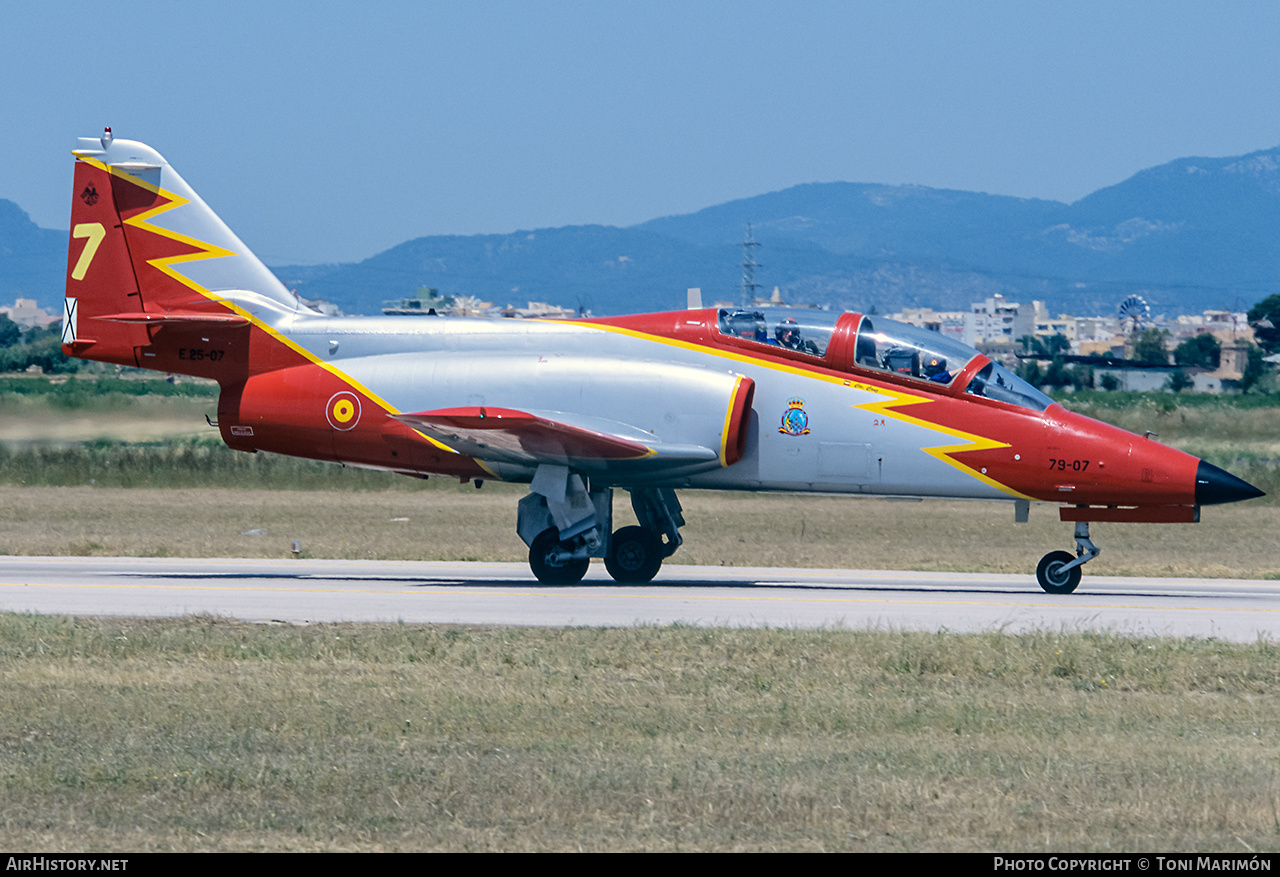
778,397 -> 810,435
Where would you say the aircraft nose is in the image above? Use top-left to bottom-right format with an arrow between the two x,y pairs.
1195,460 -> 1265,505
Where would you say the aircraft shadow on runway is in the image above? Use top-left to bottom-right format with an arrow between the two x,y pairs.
112,571 -> 1169,598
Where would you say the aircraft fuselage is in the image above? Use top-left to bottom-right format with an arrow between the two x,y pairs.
60,131 -> 1263,592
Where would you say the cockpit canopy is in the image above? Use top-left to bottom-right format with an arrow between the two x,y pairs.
717,308 -> 836,357
714,307 -> 1052,411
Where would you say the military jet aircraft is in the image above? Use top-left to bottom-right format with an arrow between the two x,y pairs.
61,130 -> 1264,593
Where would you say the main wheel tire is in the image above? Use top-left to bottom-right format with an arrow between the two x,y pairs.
604,526 -> 664,584
528,528 -> 589,585
1036,550 -> 1082,594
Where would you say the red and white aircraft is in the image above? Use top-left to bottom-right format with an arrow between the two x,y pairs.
62,130 -> 1263,592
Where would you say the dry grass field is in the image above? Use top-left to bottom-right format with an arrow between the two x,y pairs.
0,380 -> 214,446
0,397 -> 212,445
2,385 -> 1279,851
2,614 -> 1279,852
0,486 -> 1277,579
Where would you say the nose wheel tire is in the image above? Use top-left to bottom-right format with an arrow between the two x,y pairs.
1036,550 -> 1082,594
604,526 -> 664,584
529,528 -> 589,585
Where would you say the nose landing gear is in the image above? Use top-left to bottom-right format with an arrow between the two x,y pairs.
1036,521 -> 1100,594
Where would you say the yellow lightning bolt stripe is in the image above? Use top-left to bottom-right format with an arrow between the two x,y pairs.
73,153 -> 459,458
562,320 -> 1032,499
74,155 -> 371,389
842,378 -> 1032,499
544,319 -> 861,387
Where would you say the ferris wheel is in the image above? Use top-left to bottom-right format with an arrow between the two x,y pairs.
1118,294 -> 1150,335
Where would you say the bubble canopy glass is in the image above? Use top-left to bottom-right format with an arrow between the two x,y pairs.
714,308 -> 1053,412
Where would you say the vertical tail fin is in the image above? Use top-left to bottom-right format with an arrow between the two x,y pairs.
64,129 -> 298,367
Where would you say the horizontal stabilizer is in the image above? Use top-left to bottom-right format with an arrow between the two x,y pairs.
394,407 -> 719,471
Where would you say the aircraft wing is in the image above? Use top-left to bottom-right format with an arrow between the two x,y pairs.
392,407 -> 720,472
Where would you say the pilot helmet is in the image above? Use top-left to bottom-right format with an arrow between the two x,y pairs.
775,318 -> 799,345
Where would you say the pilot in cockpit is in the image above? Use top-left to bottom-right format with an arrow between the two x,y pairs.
923,356 -> 952,384
775,318 -> 819,354
775,318 -> 801,349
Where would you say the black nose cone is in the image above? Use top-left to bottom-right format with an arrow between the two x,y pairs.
1195,460 -> 1265,505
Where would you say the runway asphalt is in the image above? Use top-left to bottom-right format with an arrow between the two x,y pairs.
1,556 -> 1278,641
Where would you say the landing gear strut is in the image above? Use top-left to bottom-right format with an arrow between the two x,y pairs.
1036,521 -> 1100,594
517,465 -> 607,585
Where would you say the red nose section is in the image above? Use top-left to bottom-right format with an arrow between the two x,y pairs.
1004,406 -> 1264,511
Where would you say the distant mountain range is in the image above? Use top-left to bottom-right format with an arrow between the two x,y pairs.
8,146 -> 1280,318
0,200 -> 66,310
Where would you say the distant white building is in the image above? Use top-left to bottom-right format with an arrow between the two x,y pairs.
964,294 -> 1033,347
1173,310 -> 1253,346
1177,310 -> 1248,333
890,307 -> 966,342
1074,315 -> 1121,345
499,301 -> 587,319
1032,301 -> 1077,344
0,297 -> 57,328
1091,363 -> 1181,392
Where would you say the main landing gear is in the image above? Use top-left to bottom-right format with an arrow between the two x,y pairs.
517,466 -> 684,585
603,525 -> 663,583
1035,521 -> 1100,594
527,528 -> 592,586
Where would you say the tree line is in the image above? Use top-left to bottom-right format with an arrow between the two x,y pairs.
0,315 -> 78,374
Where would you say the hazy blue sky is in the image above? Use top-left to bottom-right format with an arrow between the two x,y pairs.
4,1 -> 1280,264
